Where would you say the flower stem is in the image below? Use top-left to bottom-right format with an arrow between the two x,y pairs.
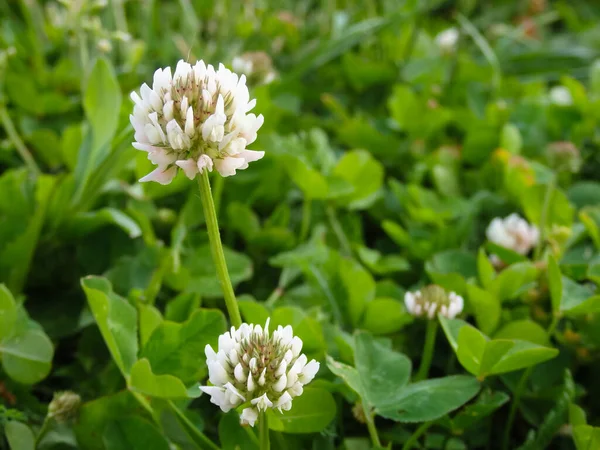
167,400 -> 220,450
363,406 -> 382,448
326,205 -> 352,256
259,411 -> 270,450
299,197 -> 312,241
502,366 -> 533,450
415,319 -> 438,381
403,421 -> 433,450
0,106 -> 40,175
34,417 -> 52,447
198,171 -> 242,327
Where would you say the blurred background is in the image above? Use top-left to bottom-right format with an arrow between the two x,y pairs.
2,0 -> 600,449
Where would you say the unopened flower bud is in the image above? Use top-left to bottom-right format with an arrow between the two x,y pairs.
48,391 -> 81,423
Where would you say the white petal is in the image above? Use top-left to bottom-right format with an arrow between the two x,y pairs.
185,106 -> 195,137
197,154 -> 214,174
176,159 -> 199,180
214,156 -> 245,177
299,360 -> 319,384
139,166 -> 177,185
240,407 -> 258,427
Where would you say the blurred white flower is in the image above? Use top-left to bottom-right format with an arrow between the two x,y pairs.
130,60 -> 265,184
232,51 -> 277,85
549,86 -> 573,107
486,213 -> 539,255
200,319 -> 319,426
435,28 -> 459,54
404,285 -> 463,319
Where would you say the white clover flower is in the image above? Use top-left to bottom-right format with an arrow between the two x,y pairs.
549,86 -> 573,107
435,28 -> 459,54
232,52 -> 277,85
486,213 -> 539,255
200,319 -> 319,426
130,59 -> 265,184
404,285 -> 464,319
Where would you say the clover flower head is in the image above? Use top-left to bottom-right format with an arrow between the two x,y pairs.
232,51 -> 277,85
130,59 -> 265,184
486,213 -> 539,256
549,86 -> 573,107
48,391 -> 81,423
200,319 -> 319,427
404,285 -> 464,319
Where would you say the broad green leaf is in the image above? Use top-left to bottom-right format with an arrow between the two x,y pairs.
477,248 -> 495,288
139,304 -> 163,347
479,340 -> 515,377
494,320 -> 550,346
566,296 -> 600,316
74,391 -> 149,450
560,276 -> 596,313
1,328 -> 53,384
360,298 -> 412,335
83,58 -> 122,156
326,356 -> 363,398
282,155 -> 329,199
573,425 -> 600,450
456,326 -> 487,377
102,417 -> 170,450
425,250 -> 477,295
377,375 -> 480,423
338,258 -> 375,326
522,184 -> 574,228
354,331 -> 411,409
219,412 -> 259,450
488,262 -> 538,302
68,208 -> 142,239
439,316 -> 470,352
165,292 -> 201,323
500,123 -> 522,154
484,340 -> 558,375
484,242 -> 527,265
570,403 -> 587,427
547,254 -> 562,315
449,390 -> 510,432
332,150 -> 384,210
141,308 -> 226,383
268,388 -> 336,433
0,284 -> 17,341
129,358 -> 196,399
238,299 -> 270,325
81,276 -> 138,376
5,421 -> 35,450
467,284 -> 500,335
271,306 -> 325,353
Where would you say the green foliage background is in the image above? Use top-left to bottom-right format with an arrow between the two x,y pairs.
1,0 -> 600,449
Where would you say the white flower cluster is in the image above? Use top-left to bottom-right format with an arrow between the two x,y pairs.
486,214 -> 539,255
404,285 -> 464,319
231,52 -> 277,85
130,59 -> 265,184
200,319 -> 319,427
435,28 -> 459,54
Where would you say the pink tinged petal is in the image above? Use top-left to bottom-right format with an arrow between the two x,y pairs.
139,166 -> 177,185
240,408 -> 258,427
300,360 -> 319,384
197,154 -> 213,174
176,159 -> 199,180
215,156 -> 245,177
148,150 -> 175,166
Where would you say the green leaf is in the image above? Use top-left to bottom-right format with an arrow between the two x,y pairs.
238,299 -> 270,325
83,58 -> 122,156
477,248 -> 495,289
354,331 -> 412,409
377,375 -> 480,423
338,258 -> 376,326
425,250 -> 477,294
282,155 -> 329,200
449,390 -> 510,432
139,304 -> 163,347
0,284 -> 17,341
1,328 -> 53,384
467,284 -> 500,335
522,185 -> 574,228
560,276 -> 596,314
500,123 -> 522,154
332,150 -> 384,210
165,292 -> 201,323
488,262 -> 538,302
141,308 -> 226,384
271,306 -> 325,353
81,276 -> 138,376
268,387 -> 336,433
68,208 -> 142,239
547,254 -> 562,315
129,358 -> 196,399
570,403 -> 587,427
360,298 -> 413,335
74,391 -> 150,450
573,425 -> 600,450
219,412 -> 259,450
494,320 -> 550,346
5,421 -> 35,450
102,417 -> 170,450
456,326 -> 487,377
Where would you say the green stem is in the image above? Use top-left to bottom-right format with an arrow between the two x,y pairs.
259,411 -> 270,450
502,366 -> 533,450
364,406 -> 382,448
0,106 -> 40,175
326,205 -> 352,256
415,319 -> 438,381
299,198 -> 312,241
198,171 -> 242,327
167,400 -> 220,450
212,175 -> 225,218
534,178 -> 555,261
403,421 -> 433,450
34,417 -> 52,447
